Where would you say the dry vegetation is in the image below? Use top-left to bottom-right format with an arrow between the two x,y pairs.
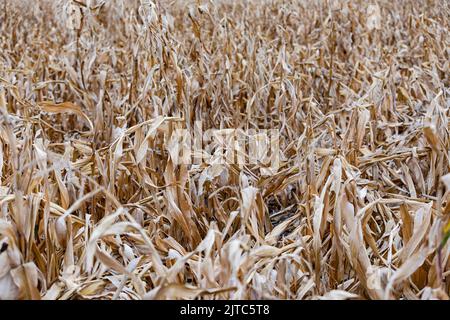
0,0 -> 449,300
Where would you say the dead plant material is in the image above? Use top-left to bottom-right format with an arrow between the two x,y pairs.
0,0 -> 449,300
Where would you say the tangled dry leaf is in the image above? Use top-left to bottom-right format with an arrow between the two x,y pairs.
0,0 -> 448,300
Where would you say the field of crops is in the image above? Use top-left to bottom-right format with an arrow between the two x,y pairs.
0,0 -> 449,300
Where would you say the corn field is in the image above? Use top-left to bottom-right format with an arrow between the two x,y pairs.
0,0 -> 449,300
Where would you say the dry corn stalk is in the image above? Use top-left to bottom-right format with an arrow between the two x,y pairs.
0,0 -> 449,300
